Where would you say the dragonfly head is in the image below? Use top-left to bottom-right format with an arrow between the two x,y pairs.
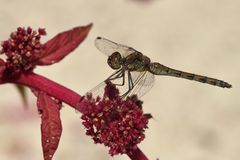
107,52 -> 122,70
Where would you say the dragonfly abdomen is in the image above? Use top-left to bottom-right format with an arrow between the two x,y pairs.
183,73 -> 232,88
149,62 -> 232,88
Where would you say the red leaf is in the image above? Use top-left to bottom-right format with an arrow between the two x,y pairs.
0,59 -> 5,78
37,92 -> 62,160
37,23 -> 92,65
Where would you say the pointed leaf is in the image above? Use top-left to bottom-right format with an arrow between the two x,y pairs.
37,23 -> 92,65
15,84 -> 28,108
37,92 -> 62,160
0,59 -> 5,78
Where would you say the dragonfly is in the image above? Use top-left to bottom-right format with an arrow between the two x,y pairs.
91,36 -> 232,98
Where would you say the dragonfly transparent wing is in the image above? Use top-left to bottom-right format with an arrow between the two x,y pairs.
107,70 -> 155,98
95,37 -> 137,57
87,80 -> 106,98
128,71 -> 155,98
88,69 -> 155,99
87,69 -> 123,98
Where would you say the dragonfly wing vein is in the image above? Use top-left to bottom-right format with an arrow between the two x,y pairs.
128,71 -> 155,98
95,37 -> 138,57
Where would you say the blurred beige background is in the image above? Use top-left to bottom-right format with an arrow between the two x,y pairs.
0,0 -> 239,160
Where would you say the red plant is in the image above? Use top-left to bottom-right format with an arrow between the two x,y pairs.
80,81 -> 150,156
0,24 -> 151,160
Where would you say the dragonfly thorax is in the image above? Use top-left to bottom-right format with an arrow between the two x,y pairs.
124,53 -> 151,72
108,51 -> 150,72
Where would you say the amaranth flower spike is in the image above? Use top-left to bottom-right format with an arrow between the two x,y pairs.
0,24 -> 92,77
79,81 -> 151,156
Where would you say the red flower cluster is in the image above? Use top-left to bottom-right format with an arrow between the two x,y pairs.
80,81 -> 150,156
1,27 -> 46,75
0,24 -> 93,160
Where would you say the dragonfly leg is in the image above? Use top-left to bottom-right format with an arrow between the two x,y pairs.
118,70 -> 125,86
128,70 -> 134,90
107,69 -> 126,86
121,71 -> 134,98
108,69 -> 122,80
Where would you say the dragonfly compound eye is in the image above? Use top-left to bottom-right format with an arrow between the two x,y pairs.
107,52 -> 122,70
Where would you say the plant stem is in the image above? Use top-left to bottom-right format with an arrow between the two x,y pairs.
7,72 -> 83,110
128,147 -> 149,160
